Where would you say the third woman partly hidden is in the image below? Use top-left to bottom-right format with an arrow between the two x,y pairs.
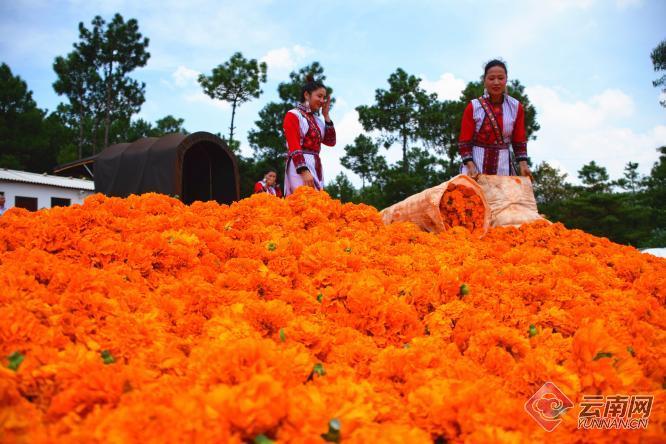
254,170 -> 283,198
459,59 -> 531,178
282,75 -> 336,196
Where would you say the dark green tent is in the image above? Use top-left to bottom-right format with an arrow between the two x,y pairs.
55,132 -> 239,205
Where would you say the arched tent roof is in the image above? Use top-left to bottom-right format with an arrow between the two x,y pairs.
93,132 -> 239,204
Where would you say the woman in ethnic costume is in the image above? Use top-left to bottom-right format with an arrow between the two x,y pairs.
459,59 -> 531,179
282,76 -> 336,196
254,170 -> 283,197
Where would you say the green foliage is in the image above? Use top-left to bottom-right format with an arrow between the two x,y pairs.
325,172 -> 358,203
0,63 -> 69,172
100,349 -> 116,365
277,62 -> 332,104
535,149 -> 666,248
356,68 -> 430,171
121,115 -> 187,141
375,147 -> 447,207
253,435 -> 274,444
74,13 -> 150,149
199,52 -> 267,144
416,98 -> 465,177
545,193 -> 654,246
247,101 -> 291,172
53,51 -> 101,158
532,161 -> 573,204
651,39 -> 666,107
154,115 -> 186,135
340,135 -> 387,189
7,351 -> 25,371
578,160 -> 610,193
347,147 -> 447,209
614,161 -> 643,194
644,228 -> 666,248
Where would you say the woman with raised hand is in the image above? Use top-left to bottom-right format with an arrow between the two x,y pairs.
459,59 -> 531,179
254,170 -> 283,197
283,75 -> 336,196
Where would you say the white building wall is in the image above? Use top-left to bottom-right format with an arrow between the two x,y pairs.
0,181 -> 94,211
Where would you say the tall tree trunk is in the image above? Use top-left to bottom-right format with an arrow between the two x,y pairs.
78,110 -> 84,159
104,84 -> 111,149
229,98 -> 237,146
103,61 -> 113,149
447,133 -> 457,177
77,91 -> 84,159
93,120 -> 99,155
402,132 -> 408,173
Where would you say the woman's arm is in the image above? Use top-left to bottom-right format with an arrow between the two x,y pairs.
322,121 -> 336,146
511,103 -> 528,162
512,103 -> 531,178
458,102 -> 475,164
283,112 -> 315,187
459,102 -> 478,176
283,112 -> 307,170
321,95 -> 336,146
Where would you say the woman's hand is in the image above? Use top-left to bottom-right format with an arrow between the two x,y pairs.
519,160 -> 532,180
322,96 -> 331,121
299,169 -> 315,188
465,161 -> 479,179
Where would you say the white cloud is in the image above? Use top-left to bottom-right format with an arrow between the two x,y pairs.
165,65 -> 233,112
167,65 -> 231,112
261,45 -> 314,74
183,91 -> 230,110
542,0 -> 595,11
481,0 -> 596,58
616,0 -> 642,10
172,65 -> 200,88
590,89 -> 635,118
420,72 -> 466,101
335,109 -> 365,148
320,109 -> 366,187
526,85 -> 666,183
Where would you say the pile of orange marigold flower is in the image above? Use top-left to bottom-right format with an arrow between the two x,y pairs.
1,188 -> 664,443
439,184 -> 486,234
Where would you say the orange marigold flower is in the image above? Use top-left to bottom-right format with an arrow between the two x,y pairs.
0,187 -> 663,442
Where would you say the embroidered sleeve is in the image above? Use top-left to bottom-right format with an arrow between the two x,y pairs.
322,121 -> 336,146
283,112 -> 307,169
512,103 -> 528,161
458,102 -> 475,162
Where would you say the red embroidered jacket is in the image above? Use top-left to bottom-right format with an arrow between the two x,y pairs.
283,104 -> 336,172
458,95 -> 528,163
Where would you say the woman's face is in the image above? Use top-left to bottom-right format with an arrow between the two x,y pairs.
304,87 -> 327,111
484,66 -> 507,96
265,172 -> 276,186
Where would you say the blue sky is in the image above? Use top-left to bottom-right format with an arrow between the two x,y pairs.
1,0 -> 665,186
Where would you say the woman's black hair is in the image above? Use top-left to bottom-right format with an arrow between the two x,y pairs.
264,169 -> 277,176
301,74 -> 326,102
483,59 -> 508,78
